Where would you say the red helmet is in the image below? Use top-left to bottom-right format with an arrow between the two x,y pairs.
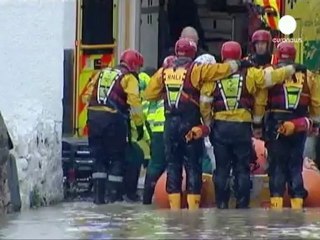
252,30 -> 272,44
221,41 -> 242,61
162,55 -> 177,68
175,38 -> 197,58
120,49 -> 144,72
276,42 -> 296,61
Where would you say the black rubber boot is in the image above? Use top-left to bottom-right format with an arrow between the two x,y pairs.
216,202 -> 229,209
123,163 -> 141,202
124,194 -> 141,203
214,175 -> 230,209
143,174 -> 158,204
107,182 -> 123,203
235,198 -> 250,209
93,178 -> 106,204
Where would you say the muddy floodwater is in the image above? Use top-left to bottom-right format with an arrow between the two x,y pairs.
1,202 -> 320,239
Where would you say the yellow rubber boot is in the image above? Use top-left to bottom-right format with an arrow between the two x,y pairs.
168,193 -> 181,210
270,197 -> 283,209
187,194 -> 201,210
291,198 -> 303,210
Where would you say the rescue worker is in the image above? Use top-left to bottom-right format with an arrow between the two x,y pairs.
142,64 -> 169,205
248,29 -> 275,67
265,42 -> 320,209
122,67 -> 157,202
144,38 -> 255,210
83,49 -> 145,204
139,68 -> 154,142
248,29 -> 276,139
142,95 -> 166,204
123,137 -> 144,202
199,41 -> 306,209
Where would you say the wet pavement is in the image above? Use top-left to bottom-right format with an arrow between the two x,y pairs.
1,202 -> 320,239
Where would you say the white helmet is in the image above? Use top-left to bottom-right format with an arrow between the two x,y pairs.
194,53 -> 216,64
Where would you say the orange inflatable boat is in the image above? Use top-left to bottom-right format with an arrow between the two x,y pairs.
154,140 -> 320,208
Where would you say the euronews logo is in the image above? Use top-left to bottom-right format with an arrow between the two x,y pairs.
273,15 -> 303,43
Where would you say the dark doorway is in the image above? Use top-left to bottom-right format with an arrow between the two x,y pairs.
158,0 -> 249,62
81,0 -> 114,54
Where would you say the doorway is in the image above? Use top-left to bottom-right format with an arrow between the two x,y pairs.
158,0 -> 250,62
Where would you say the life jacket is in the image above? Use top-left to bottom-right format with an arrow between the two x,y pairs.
267,64 -> 310,116
89,65 -> 130,115
161,61 -> 200,116
213,69 -> 254,112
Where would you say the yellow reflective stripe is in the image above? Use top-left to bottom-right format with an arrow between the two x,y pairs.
152,112 -> 165,132
152,121 -> 164,132
152,127 -> 164,132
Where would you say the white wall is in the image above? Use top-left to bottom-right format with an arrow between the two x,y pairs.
63,0 -> 76,49
0,0 -> 65,209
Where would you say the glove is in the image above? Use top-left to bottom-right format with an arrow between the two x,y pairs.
185,125 -> 210,143
277,117 -> 312,136
238,59 -> 255,69
277,121 -> 295,136
136,125 -> 144,141
294,64 -> 307,73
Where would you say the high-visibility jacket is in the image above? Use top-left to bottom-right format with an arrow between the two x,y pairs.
200,65 -> 296,124
130,121 -> 151,160
128,72 -> 152,160
268,69 -> 320,121
139,72 -> 151,92
146,101 -> 156,128
145,100 -> 165,133
151,100 -> 165,133
83,65 -> 144,127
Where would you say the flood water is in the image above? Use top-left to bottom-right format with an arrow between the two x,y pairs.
1,202 -> 320,239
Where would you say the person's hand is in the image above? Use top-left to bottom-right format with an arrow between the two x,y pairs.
293,63 -> 307,73
185,125 -> 210,143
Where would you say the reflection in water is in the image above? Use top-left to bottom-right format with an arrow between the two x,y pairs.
1,202 -> 320,239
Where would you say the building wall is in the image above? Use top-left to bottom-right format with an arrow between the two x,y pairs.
63,0 -> 76,49
0,0 -> 65,209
